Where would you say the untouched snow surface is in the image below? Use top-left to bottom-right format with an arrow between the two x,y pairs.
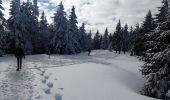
0,50 -> 159,100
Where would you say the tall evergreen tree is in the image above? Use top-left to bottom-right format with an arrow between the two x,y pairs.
69,6 -> 81,53
141,0 -> 170,99
122,24 -> 129,53
7,0 -> 21,53
108,33 -> 113,51
62,22 -> 76,54
86,30 -> 93,49
29,0 -> 39,53
0,0 -> 6,55
33,0 -> 39,16
101,28 -> 109,49
93,30 -> 101,49
142,10 -> 155,32
38,11 -> 49,53
156,0 -> 169,27
113,20 -> 122,54
131,23 -> 141,55
79,23 -> 88,51
133,10 -> 155,56
129,26 -> 133,52
50,2 -> 69,54
18,0 -> 39,54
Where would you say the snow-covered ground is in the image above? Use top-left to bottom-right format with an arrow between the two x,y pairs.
0,50 -> 159,100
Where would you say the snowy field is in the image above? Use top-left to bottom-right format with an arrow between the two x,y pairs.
0,50 -> 159,100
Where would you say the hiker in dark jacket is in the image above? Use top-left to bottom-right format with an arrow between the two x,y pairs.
88,48 -> 91,56
15,44 -> 25,71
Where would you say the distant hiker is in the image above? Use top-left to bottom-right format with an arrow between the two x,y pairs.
88,48 -> 91,56
48,44 -> 53,59
115,47 -> 121,54
15,43 -> 25,71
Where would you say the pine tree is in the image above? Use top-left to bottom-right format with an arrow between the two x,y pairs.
141,0 -> 170,98
69,6 -> 81,53
131,24 -> 142,55
129,26 -> 133,52
33,0 -> 39,16
17,0 -> 39,54
142,10 -> 155,56
113,20 -> 122,54
0,0 -> 6,55
108,33 -> 113,51
50,2 -> 69,54
142,10 -> 155,32
86,30 -> 93,49
29,0 -> 39,53
101,28 -> 109,49
79,23 -> 88,51
93,30 -> 101,49
50,2 -> 78,54
156,0 -> 169,27
39,12 -> 48,35
62,22 -> 76,54
38,11 -> 49,53
122,24 -> 129,54
7,0 -> 21,53
132,10 -> 155,56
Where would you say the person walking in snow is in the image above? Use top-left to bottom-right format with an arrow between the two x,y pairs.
14,43 -> 25,71
88,48 -> 91,56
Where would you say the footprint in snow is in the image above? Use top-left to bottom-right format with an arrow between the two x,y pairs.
40,70 -> 46,76
37,68 -> 41,71
41,78 -> 46,84
54,94 -> 62,100
58,88 -> 64,90
34,84 -> 37,86
35,95 -> 41,99
44,75 -> 49,79
43,88 -> 51,94
40,72 -> 44,76
47,82 -> 53,88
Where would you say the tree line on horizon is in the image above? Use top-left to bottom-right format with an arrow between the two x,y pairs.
0,0 -> 133,55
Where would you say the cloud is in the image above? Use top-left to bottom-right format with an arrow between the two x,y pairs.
2,0 -> 162,34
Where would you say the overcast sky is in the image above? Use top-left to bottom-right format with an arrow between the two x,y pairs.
2,0 -> 161,34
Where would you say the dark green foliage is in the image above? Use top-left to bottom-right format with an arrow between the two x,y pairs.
139,0 -> 170,99
93,30 -> 101,49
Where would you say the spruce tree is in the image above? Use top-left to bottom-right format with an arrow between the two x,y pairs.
131,23 -> 142,55
17,0 -> 39,54
113,20 -> 122,54
108,33 -> 113,51
62,22 -> 76,54
141,0 -> 170,98
30,0 -> 39,53
93,30 -> 101,49
0,0 -> 6,55
69,6 -> 81,53
122,24 -> 129,54
142,10 -> 155,32
133,10 -> 155,56
38,11 -> 49,53
7,0 -> 21,53
79,23 -> 88,51
50,2 -> 68,54
33,0 -> 39,16
86,30 -> 93,49
129,26 -> 133,52
101,28 -> 109,49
